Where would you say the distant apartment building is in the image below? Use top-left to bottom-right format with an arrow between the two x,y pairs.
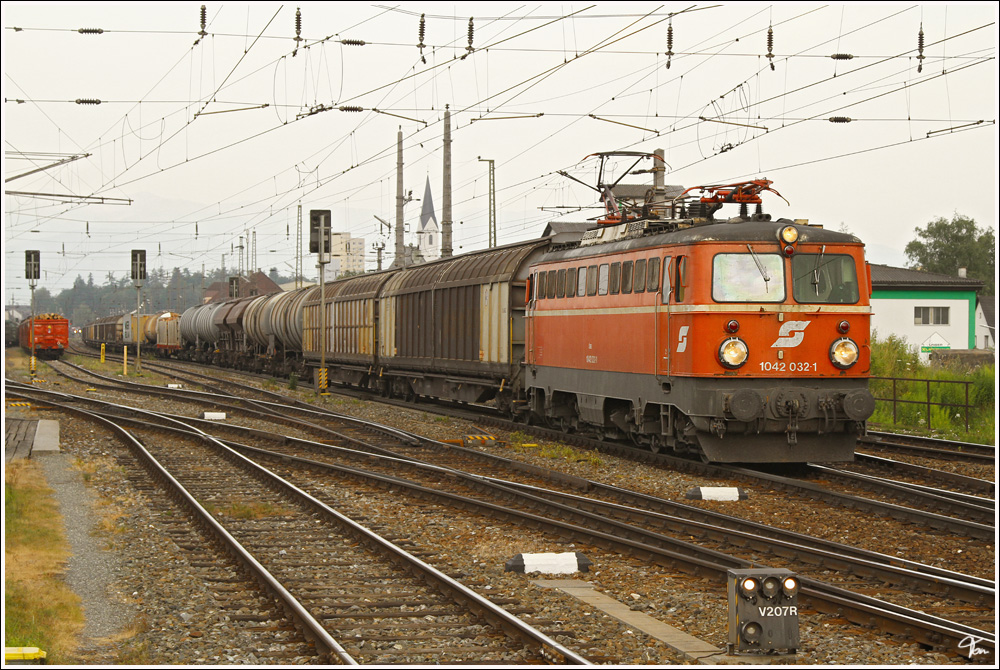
328,232 -> 365,277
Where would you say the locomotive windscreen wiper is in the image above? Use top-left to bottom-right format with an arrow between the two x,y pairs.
812,245 -> 826,296
746,244 -> 771,292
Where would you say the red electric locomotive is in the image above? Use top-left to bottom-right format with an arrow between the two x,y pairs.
18,313 -> 70,360
524,153 -> 873,462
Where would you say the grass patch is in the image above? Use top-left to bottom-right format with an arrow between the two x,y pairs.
4,460 -> 84,662
870,334 -> 996,445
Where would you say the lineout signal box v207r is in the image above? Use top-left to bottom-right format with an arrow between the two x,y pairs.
728,568 -> 799,655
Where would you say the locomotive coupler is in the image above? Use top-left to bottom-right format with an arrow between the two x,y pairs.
785,399 -> 800,446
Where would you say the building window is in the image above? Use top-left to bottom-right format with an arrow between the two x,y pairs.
914,306 -> 949,325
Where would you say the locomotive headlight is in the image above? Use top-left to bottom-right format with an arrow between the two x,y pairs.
719,338 -> 749,369
778,225 -> 799,245
830,338 -> 859,369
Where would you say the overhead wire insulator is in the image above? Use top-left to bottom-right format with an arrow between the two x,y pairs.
418,13 -> 427,64
461,17 -> 474,59
828,116 -> 852,123
766,25 -> 774,71
338,106 -> 363,112
293,7 -> 303,57
194,5 -> 207,46
830,53 -> 854,60
75,99 -> 102,105
665,21 -> 674,69
77,28 -> 104,34
340,39 -> 366,46
916,23 -> 925,73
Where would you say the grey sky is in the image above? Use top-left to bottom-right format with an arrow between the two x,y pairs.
4,2 -> 997,306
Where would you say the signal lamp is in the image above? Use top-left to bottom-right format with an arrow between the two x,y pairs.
719,338 -> 749,369
837,320 -> 850,334
741,577 -> 758,595
830,338 -> 859,369
725,319 -> 740,334
782,577 -> 799,597
778,225 -> 799,245
741,621 -> 763,644
761,575 -> 781,599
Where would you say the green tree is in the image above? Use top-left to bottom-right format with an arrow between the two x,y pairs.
904,214 -> 995,294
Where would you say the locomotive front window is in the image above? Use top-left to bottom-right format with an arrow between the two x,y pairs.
712,253 -> 785,302
791,254 -> 859,304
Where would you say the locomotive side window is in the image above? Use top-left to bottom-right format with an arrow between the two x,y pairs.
578,266 -> 588,296
621,261 -> 634,293
633,259 -> 647,293
587,265 -> 599,296
610,262 -> 621,294
791,254 -> 859,304
567,267 -> 577,297
647,257 -> 660,292
556,269 -> 567,298
675,256 -> 688,302
598,264 -> 610,295
712,253 -> 785,302
547,270 -> 558,299
536,271 -> 546,300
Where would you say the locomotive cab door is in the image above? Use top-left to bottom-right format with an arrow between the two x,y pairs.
656,256 -> 673,380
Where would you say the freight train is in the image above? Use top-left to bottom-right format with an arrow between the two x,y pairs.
18,313 -> 70,359
84,155 -> 875,463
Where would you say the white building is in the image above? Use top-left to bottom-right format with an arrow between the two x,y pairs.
974,296 -> 995,350
869,265 -> 986,362
328,232 -> 366,277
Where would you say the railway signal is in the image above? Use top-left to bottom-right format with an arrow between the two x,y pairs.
131,250 -> 146,372
728,568 -> 799,655
311,209 -> 331,395
25,250 -> 40,376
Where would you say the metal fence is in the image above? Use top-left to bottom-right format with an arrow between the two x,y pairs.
870,376 -> 973,432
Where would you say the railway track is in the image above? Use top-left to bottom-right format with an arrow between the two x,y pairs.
6,380 -> 588,665
860,431 -> 996,464
9,374 -> 994,661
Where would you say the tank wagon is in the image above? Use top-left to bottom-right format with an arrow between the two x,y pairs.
83,155 -> 875,463
18,313 -> 70,359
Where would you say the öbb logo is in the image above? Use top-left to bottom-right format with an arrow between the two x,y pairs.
771,321 -> 810,348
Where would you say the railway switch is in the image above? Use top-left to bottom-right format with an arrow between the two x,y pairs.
727,568 -> 799,655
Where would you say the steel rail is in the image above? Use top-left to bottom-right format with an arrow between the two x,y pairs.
6,382 -> 589,666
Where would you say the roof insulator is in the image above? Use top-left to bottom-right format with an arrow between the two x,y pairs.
830,53 -> 854,60
78,28 -> 104,34
75,98 -> 102,105
828,116 -> 852,123
340,39 -> 366,46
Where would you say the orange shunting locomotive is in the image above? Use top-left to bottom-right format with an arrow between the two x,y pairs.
525,154 -> 873,462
